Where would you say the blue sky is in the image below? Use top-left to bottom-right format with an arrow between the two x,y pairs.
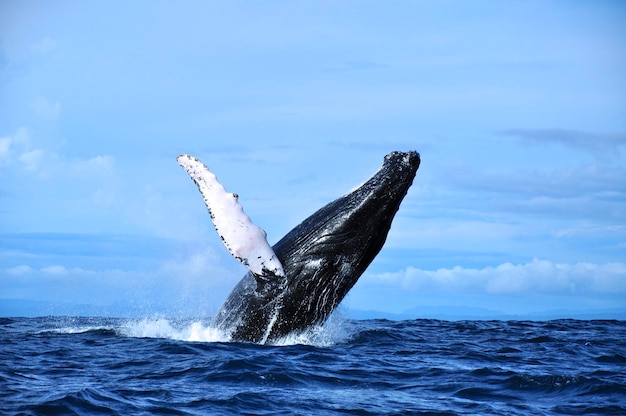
1,1 -> 625,319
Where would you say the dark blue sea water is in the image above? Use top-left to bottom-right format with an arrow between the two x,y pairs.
1,317 -> 625,415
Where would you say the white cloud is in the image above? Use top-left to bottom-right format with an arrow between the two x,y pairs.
160,247 -> 221,277
7,265 -> 33,275
0,128 -> 30,167
42,265 -> 69,275
0,127 -> 115,177
0,138 -> 11,166
364,258 -> 626,295
18,149 -> 46,171
554,225 -> 626,238
71,155 -> 116,175
0,247 -> 241,314
499,128 -> 626,156
32,97 -> 61,120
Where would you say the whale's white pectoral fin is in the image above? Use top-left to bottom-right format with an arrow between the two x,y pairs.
177,154 -> 285,280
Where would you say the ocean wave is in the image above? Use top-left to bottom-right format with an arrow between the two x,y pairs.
1,318 -> 624,415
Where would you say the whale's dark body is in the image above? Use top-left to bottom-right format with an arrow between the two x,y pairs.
214,151 -> 420,343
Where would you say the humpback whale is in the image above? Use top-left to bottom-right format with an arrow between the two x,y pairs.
177,150 -> 420,343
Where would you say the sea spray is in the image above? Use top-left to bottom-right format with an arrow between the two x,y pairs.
118,317 -> 229,343
113,313 -> 351,346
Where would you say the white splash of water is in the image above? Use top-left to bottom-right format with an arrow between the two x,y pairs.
119,318 -> 230,343
270,312 -> 353,347
44,312 -> 352,347
117,314 -> 351,347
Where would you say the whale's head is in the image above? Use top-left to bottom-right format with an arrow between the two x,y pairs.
268,150 -> 420,337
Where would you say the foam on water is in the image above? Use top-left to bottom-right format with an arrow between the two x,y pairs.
118,314 -> 350,346
37,313 -> 351,346
271,315 -> 352,347
118,318 -> 230,343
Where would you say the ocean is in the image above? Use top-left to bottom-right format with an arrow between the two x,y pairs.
1,317 -> 624,415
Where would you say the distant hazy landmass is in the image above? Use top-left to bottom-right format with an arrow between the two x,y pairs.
346,306 -> 626,321
2,298 -> 625,321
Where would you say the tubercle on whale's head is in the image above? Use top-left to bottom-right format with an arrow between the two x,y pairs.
379,150 -> 420,185
383,150 -> 420,168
